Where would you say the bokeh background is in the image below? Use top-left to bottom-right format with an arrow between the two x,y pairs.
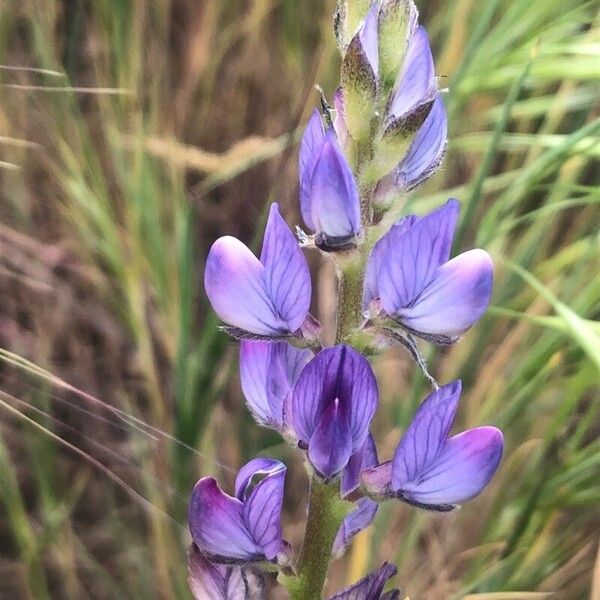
1,0 -> 599,598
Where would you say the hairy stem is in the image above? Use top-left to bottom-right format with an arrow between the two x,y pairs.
287,478 -> 347,600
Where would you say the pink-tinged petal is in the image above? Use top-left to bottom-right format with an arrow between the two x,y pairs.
299,110 -> 327,232
341,434 -> 378,498
310,134 -> 361,239
308,398 -> 353,479
387,26 -> 436,121
398,94 -> 447,189
205,236 -> 286,336
378,200 -> 460,313
399,426 -> 503,506
328,562 -> 400,600
332,88 -> 348,149
187,545 -> 227,600
188,478 -> 262,562
359,2 -> 380,77
291,346 -> 378,453
391,381 -> 461,490
260,203 -> 311,332
361,460 -> 393,498
333,498 -> 378,555
363,215 -> 420,309
397,249 -> 493,337
234,458 -> 286,500
243,463 -> 286,560
239,341 -> 311,429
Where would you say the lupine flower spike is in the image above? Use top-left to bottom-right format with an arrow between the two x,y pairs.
364,199 -> 493,344
191,0 -> 505,597
361,381 -> 503,511
204,202 -> 314,340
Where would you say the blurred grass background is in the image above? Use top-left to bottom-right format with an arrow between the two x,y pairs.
0,0 -> 599,598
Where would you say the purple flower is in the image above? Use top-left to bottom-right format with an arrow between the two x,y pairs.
328,562 -> 400,600
384,26 -> 437,131
204,203 -> 311,338
396,94 -> 447,189
334,435 -> 379,554
291,345 -> 378,479
361,381 -> 503,510
187,544 -> 265,600
188,458 -> 287,564
299,111 -> 361,247
364,199 -> 493,343
239,340 -> 312,434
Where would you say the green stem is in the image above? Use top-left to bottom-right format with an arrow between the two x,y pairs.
288,478 -> 348,600
336,256 -> 366,344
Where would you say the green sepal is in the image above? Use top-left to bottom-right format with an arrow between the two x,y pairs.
341,33 -> 378,142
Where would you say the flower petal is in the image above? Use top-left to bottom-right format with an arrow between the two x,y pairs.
299,110 -> 327,232
328,562 -> 400,600
341,434 -> 378,498
391,381 -> 461,490
309,133 -> 361,239
188,478 -> 262,562
243,462 -> 286,560
308,398 -> 353,479
387,26 -> 436,121
187,545 -> 227,600
234,458 -> 286,501
260,203 -> 312,332
225,567 -> 266,600
396,248 -> 493,337
359,1 -> 380,77
378,200 -> 460,314
363,215 -> 420,309
333,498 -> 378,555
239,341 -> 311,429
398,426 -> 503,507
398,94 -> 447,189
332,88 -> 348,149
291,346 -> 378,452
205,236 -> 285,336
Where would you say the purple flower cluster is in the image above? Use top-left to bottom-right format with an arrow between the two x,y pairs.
190,1 -> 504,598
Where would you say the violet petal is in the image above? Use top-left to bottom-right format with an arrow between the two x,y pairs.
398,94 -> 447,189
387,26 -> 436,121
309,133 -> 361,239
396,248 -> 493,337
328,562 -> 400,600
188,478 -> 263,562
239,341 -> 312,429
299,110 -> 327,232
308,398 -> 353,479
204,236 -> 284,336
391,381 -> 461,490
260,203 -> 312,333
378,199 -> 460,314
398,426 -> 503,506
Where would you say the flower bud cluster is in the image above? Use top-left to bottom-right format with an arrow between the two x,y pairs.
189,2 -> 503,598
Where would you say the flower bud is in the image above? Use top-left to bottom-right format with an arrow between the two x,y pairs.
372,26 -> 437,179
378,0 -> 418,86
340,2 -> 379,141
335,0 -> 372,49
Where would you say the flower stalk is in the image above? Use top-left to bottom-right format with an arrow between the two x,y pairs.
288,478 -> 349,600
